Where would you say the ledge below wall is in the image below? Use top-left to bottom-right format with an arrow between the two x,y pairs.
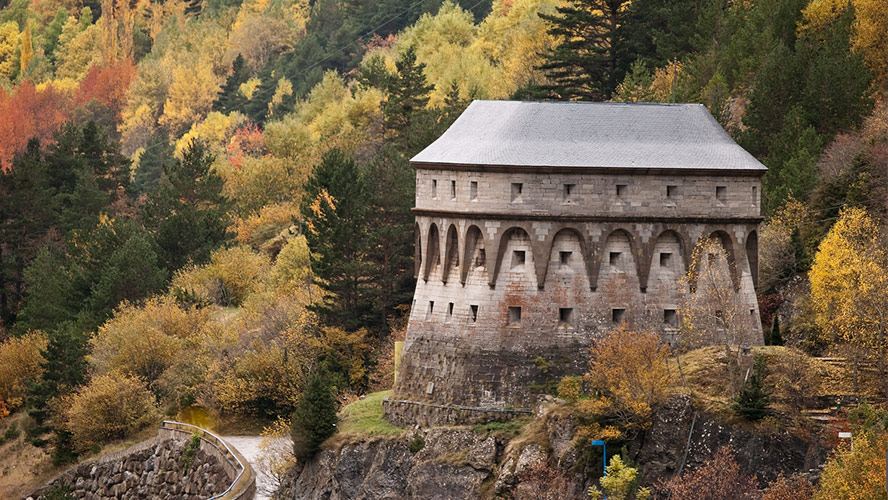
383,398 -> 533,427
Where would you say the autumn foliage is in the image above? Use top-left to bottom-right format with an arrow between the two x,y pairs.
660,446 -> 759,500
0,82 -> 71,169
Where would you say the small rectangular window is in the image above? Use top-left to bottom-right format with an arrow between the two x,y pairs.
563,183 -> 575,202
432,179 -> 437,199
664,309 -> 677,326
612,308 -> 626,323
511,182 -> 523,202
508,306 -> 522,324
512,250 -> 526,269
609,252 -> 621,266
559,308 -> 574,325
470,181 -> 478,201
660,252 -> 673,267
448,302 -> 454,318
716,185 -> 727,203
616,184 -> 627,197
475,249 -> 486,267
752,186 -> 758,203
667,185 -> 677,198
560,251 -> 572,266
427,301 -> 434,319
470,304 -> 479,322
450,180 -> 456,200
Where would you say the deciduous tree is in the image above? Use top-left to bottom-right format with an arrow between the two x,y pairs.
809,206 -> 888,395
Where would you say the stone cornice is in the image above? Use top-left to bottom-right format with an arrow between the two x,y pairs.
412,208 -> 763,225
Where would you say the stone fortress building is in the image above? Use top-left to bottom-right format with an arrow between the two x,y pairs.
383,100 -> 767,426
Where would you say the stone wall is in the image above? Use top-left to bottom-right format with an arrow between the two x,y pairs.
27,426 -> 254,500
415,170 -> 761,219
390,165 -> 764,424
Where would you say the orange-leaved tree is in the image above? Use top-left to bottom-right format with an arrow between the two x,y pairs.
582,327 -> 672,436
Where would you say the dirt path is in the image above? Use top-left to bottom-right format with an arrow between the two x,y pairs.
221,435 -> 283,500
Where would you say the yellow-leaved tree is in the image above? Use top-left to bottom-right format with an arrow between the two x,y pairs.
0,21 -> 18,81
801,0 -> 888,87
578,327 -> 671,441
0,332 -> 48,411
809,206 -> 888,395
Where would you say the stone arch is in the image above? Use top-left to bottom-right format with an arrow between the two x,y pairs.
542,227 -> 590,289
491,226 -> 534,288
593,228 -> 640,290
423,223 -> 441,281
646,230 -> 686,293
414,222 -> 422,278
746,229 -> 759,290
461,225 -> 486,284
708,229 -> 740,290
442,224 -> 460,283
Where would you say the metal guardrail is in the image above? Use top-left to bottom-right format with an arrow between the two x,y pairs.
161,420 -> 247,500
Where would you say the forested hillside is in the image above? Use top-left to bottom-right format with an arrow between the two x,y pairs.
0,0 -> 887,495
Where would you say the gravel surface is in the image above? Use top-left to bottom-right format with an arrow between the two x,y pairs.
222,435 -> 289,500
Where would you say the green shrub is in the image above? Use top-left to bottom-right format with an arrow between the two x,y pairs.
734,355 -> 770,420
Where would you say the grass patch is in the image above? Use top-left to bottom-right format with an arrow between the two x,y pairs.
331,391 -> 402,444
473,417 -> 531,437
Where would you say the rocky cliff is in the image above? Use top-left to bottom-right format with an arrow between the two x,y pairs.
283,395 -> 828,499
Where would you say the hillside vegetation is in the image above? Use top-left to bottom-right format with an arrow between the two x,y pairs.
0,0 -> 887,496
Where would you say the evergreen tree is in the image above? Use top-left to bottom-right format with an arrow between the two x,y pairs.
144,139 -> 231,272
133,131 -> 174,196
383,47 -> 433,139
290,367 -> 338,462
734,355 -> 770,420
300,148 -> 372,331
770,314 -> 783,347
27,323 -> 89,428
536,0 -> 630,100
213,54 -> 251,114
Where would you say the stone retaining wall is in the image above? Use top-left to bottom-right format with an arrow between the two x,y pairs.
383,398 -> 532,427
26,425 -> 255,500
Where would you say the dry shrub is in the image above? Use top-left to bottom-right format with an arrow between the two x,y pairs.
660,446 -> 759,500
514,459 -> 579,500
765,349 -> 821,411
763,474 -> 813,500
585,327 -> 671,431
232,201 -> 299,253
62,373 -> 158,452
171,246 -> 270,306
90,298 -> 209,387
257,417 -> 296,497
0,331 -> 47,411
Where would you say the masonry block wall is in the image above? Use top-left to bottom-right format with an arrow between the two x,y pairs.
384,101 -> 767,425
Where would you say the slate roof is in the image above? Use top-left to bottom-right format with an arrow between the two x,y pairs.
411,100 -> 767,173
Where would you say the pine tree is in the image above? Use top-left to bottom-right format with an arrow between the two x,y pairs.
734,355 -> 770,420
770,314 -> 783,346
300,148 -> 372,331
536,0 -> 630,100
28,323 -> 89,428
144,139 -> 231,272
291,367 -> 338,462
213,54 -> 251,114
383,47 -> 432,139
133,131 -> 174,196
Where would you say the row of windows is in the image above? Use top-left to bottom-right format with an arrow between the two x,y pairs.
421,300 -> 680,327
429,179 -> 758,205
504,249 -> 677,271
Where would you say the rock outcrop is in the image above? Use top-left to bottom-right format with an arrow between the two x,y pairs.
284,396 -> 828,500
